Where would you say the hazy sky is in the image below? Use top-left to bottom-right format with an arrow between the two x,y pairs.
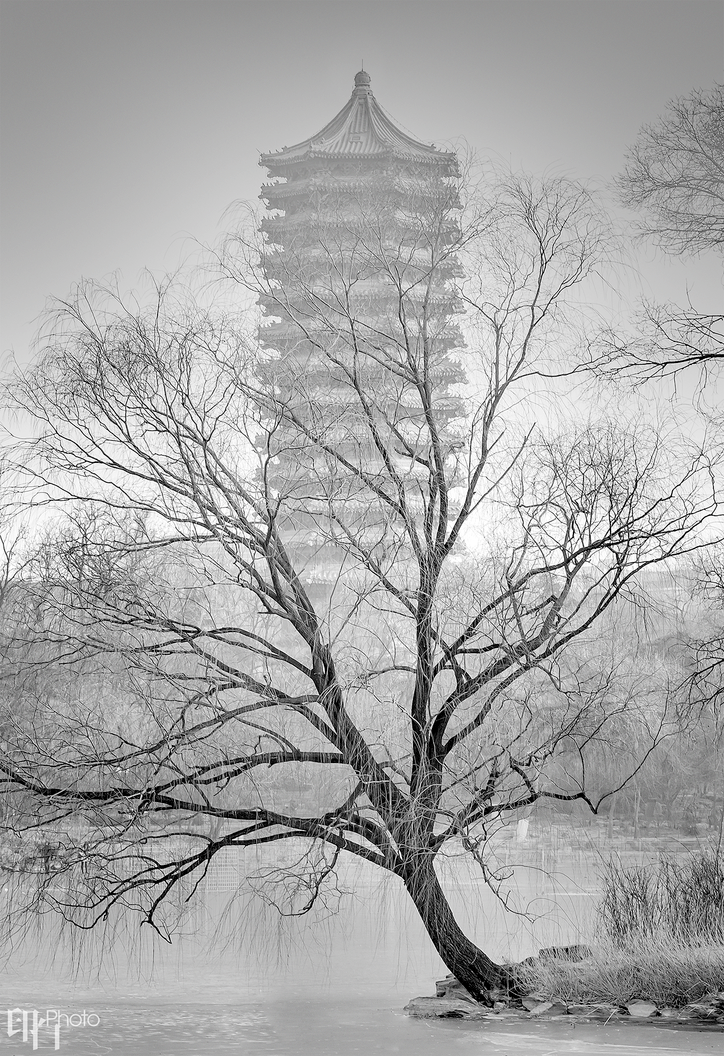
1,0 -> 722,364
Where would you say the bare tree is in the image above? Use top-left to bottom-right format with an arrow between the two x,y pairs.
0,173 -> 717,1002
619,83 -> 724,257
609,85 -> 724,724
604,84 -> 723,383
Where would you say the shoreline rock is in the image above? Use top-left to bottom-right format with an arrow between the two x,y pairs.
405,967 -> 724,1030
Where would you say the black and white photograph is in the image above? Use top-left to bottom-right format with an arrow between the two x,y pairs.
1,2 -> 723,1053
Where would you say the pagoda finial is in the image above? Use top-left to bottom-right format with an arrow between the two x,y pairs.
354,69 -> 371,89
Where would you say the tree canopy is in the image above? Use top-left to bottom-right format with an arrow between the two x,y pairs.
0,172 -> 718,1002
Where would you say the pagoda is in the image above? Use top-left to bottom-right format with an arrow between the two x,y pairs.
257,71 -> 465,592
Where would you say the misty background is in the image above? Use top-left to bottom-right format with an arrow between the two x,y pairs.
1,0 -> 722,371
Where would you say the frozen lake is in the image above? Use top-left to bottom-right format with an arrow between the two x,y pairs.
1,831 -> 722,1054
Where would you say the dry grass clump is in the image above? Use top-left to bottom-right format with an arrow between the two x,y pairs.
517,850 -> 724,1008
516,936 -> 724,1008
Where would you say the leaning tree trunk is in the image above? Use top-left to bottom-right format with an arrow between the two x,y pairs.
398,851 -> 505,1003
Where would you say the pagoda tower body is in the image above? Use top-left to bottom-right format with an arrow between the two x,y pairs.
257,72 -> 464,593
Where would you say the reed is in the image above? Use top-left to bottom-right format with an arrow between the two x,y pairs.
516,850 -> 724,1008
598,850 -> 724,947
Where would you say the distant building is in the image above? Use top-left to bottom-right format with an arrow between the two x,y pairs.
258,71 -> 464,592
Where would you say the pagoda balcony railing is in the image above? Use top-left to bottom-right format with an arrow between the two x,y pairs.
258,317 -> 464,343
260,369 -> 467,398
263,152 -> 456,173
258,280 -> 459,300
259,214 -> 462,240
268,199 -> 461,222
259,232 -> 462,255
259,228 -> 463,253
263,157 -> 456,176
258,272 -> 461,300
257,285 -> 463,309
260,248 -> 463,273
261,344 -> 466,372
260,181 -> 461,207
261,261 -> 463,283
257,293 -> 464,319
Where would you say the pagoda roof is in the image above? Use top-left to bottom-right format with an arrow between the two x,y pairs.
260,71 -> 457,170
